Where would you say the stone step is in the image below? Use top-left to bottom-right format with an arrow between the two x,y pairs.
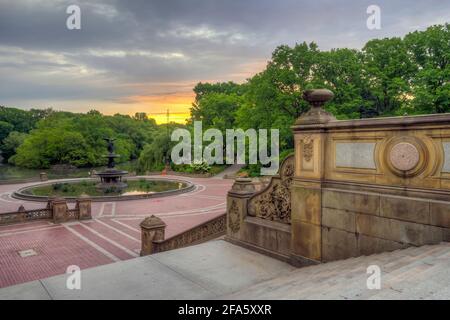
226,243 -> 450,300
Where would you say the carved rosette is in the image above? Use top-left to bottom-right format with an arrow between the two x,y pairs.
247,155 -> 294,224
383,136 -> 428,177
228,200 -> 241,233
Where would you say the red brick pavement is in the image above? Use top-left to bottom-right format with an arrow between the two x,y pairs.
0,175 -> 232,288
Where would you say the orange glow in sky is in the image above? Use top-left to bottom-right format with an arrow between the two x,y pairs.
121,91 -> 195,124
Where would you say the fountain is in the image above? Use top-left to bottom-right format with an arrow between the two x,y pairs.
13,137 -> 195,201
96,138 -> 128,190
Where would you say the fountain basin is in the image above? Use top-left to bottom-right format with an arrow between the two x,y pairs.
12,177 -> 195,202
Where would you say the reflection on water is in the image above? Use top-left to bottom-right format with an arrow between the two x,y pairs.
24,179 -> 186,197
122,190 -> 156,196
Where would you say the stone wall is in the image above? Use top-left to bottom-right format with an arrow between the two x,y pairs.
226,89 -> 450,267
321,188 -> 449,261
291,90 -> 450,265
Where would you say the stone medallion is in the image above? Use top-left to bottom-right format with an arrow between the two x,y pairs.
389,142 -> 420,171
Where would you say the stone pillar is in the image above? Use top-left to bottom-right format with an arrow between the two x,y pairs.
290,89 -> 335,266
76,196 -> 92,220
226,178 -> 256,238
140,215 -> 166,256
39,172 -> 48,181
52,198 -> 69,224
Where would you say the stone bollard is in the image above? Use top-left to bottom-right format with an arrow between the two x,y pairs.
52,198 -> 69,224
76,195 -> 92,220
226,178 -> 256,236
140,215 -> 166,256
40,172 -> 48,181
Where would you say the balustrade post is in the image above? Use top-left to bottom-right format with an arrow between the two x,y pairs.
226,178 -> 256,238
76,195 -> 92,220
52,198 -> 69,224
140,215 -> 166,256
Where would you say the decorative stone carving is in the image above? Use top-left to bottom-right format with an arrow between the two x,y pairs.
154,214 -> 226,253
294,89 -> 336,125
247,155 -> 294,224
302,135 -> 314,162
383,136 -> 428,177
228,200 -> 241,233
389,142 -> 420,171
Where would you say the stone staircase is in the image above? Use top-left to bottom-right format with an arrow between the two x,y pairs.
226,242 -> 450,300
0,240 -> 448,299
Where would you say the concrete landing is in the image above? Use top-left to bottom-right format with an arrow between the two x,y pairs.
0,240 -> 449,300
0,240 -> 295,300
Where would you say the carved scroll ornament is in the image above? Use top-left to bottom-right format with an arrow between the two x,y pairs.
247,155 -> 294,224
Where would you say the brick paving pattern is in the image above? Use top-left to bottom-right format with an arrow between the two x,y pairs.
0,175 -> 232,288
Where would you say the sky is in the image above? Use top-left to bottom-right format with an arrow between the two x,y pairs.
0,0 -> 449,123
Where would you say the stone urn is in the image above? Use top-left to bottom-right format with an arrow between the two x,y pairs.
295,89 -> 335,125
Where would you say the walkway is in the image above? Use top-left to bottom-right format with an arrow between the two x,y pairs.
0,175 -> 232,288
0,240 -> 448,299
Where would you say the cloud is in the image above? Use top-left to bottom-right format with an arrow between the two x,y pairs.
0,0 -> 449,117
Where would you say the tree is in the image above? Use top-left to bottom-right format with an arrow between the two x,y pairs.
1,131 -> 28,162
315,49 -> 371,119
0,121 -> 14,143
405,24 -> 450,114
362,37 -> 416,116
138,131 -> 172,172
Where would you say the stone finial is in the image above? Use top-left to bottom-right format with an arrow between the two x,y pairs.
140,215 -> 166,230
295,89 -> 336,125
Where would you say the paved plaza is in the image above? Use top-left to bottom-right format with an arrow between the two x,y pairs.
0,175 -> 233,288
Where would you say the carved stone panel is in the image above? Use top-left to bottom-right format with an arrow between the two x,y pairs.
228,200 -> 241,233
335,142 -> 376,169
442,142 -> 450,173
302,135 -> 314,162
247,155 -> 294,224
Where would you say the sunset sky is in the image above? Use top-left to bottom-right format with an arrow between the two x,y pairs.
1,0 -> 449,123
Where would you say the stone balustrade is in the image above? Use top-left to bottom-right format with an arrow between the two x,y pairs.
0,197 -> 92,226
140,214 -> 226,256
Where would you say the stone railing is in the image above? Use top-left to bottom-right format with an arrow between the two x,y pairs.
0,207 -> 51,225
140,213 -> 226,256
0,197 -> 91,226
225,157 -> 294,262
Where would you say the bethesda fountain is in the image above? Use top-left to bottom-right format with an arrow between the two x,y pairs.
13,137 -> 195,201
96,138 -> 128,190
